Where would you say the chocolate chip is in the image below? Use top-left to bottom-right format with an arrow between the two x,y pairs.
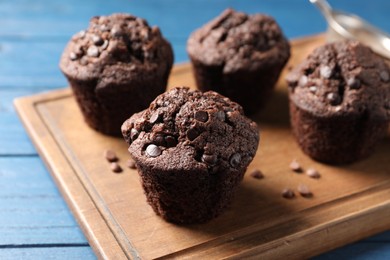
99,24 -> 110,32
69,52 -> 78,61
101,40 -> 109,50
320,66 -> 332,79
380,71 -> 390,82
326,92 -> 341,106
151,26 -> 161,36
282,188 -> 295,199
91,34 -> 104,46
87,45 -> 99,57
229,153 -> 241,167
216,111 -> 226,121
104,149 -> 118,162
165,136 -> 177,147
146,144 -> 161,157
347,77 -> 361,89
130,128 -> 139,141
80,57 -> 88,66
111,25 -> 123,37
77,30 -> 86,39
250,169 -> 264,179
149,112 -> 161,124
306,168 -> 321,179
309,86 -> 317,93
126,159 -> 137,169
298,75 -> 308,86
289,159 -> 302,173
298,184 -> 313,198
110,162 -> 122,173
194,111 -> 209,122
202,154 -> 217,165
187,128 -> 200,141
154,134 -> 166,146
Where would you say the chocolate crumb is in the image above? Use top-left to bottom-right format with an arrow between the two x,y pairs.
289,159 -> 302,173
282,188 -> 295,199
126,158 -> 137,169
250,169 -> 264,179
298,184 -> 313,198
306,168 -> 321,179
104,149 -> 118,162
111,162 -> 123,173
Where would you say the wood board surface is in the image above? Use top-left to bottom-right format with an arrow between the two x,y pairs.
14,34 -> 390,259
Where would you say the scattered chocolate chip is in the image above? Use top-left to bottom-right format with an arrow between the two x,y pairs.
309,86 -> 317,93
187,128 -> 200,141
298,184 -> 313,198
91,34 -> 104,46
298,75 -> 308,86
282,188 -> 295,199
149,112 -> 161,124
165,136 -> 177,147
146,144 -> 161,157
347,77 -> 361,89
194,111 -> 209,122
104,149 -> 118,162
380,71 -> 390,82
326,92 -> 341,106
154,134 -> 166,146
130,128 -> 139,141
216,111 -> 226,121
250,169 -> 264,179
229,153 -> 241,167
126,159 -> 137,169
306,168 -> 321,179
69,52 -> 78,61
110,162 -> 123,173
101,40 -> 109,50
202,154 -> 217,165
320,66 -> 332,79
289,159 -> 302,173
87,45 -> 99,57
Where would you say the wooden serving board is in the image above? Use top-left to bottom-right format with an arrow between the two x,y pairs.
14,35 -> 390,260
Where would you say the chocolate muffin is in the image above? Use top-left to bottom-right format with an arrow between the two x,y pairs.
122,87 -> 259,224
287,40 -> 390,164
60,13 -> 174,136
187,8 -> 290,115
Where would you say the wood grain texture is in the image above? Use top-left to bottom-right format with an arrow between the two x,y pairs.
14,35 -> 390,259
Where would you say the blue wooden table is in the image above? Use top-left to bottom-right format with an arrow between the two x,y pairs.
1,0 -> 389,259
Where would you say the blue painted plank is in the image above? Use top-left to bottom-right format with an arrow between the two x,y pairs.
0,247 -> 96,260
315,241 -> 390,260
0,0 -> 389,39
0,157 -> 87,245
0,39 -> 186,89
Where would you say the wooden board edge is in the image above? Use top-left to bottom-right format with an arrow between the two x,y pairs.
14,96 -> 129,260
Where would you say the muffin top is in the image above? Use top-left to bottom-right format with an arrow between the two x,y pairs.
122,87 -> 259,173
187,8 -> 290,73
60,13 -> 173,82
287,40 -> 390,118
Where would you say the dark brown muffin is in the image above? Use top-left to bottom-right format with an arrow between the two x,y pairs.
187,8 -> 290,115
122,87 -> 259,224
287,40 -> 390,164
60,13 -> 174,136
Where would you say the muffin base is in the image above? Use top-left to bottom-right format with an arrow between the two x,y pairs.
137,164 -> 246,224
290,102 -> 388,164
190,58 -> 285,115
66,76 -> 166,136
